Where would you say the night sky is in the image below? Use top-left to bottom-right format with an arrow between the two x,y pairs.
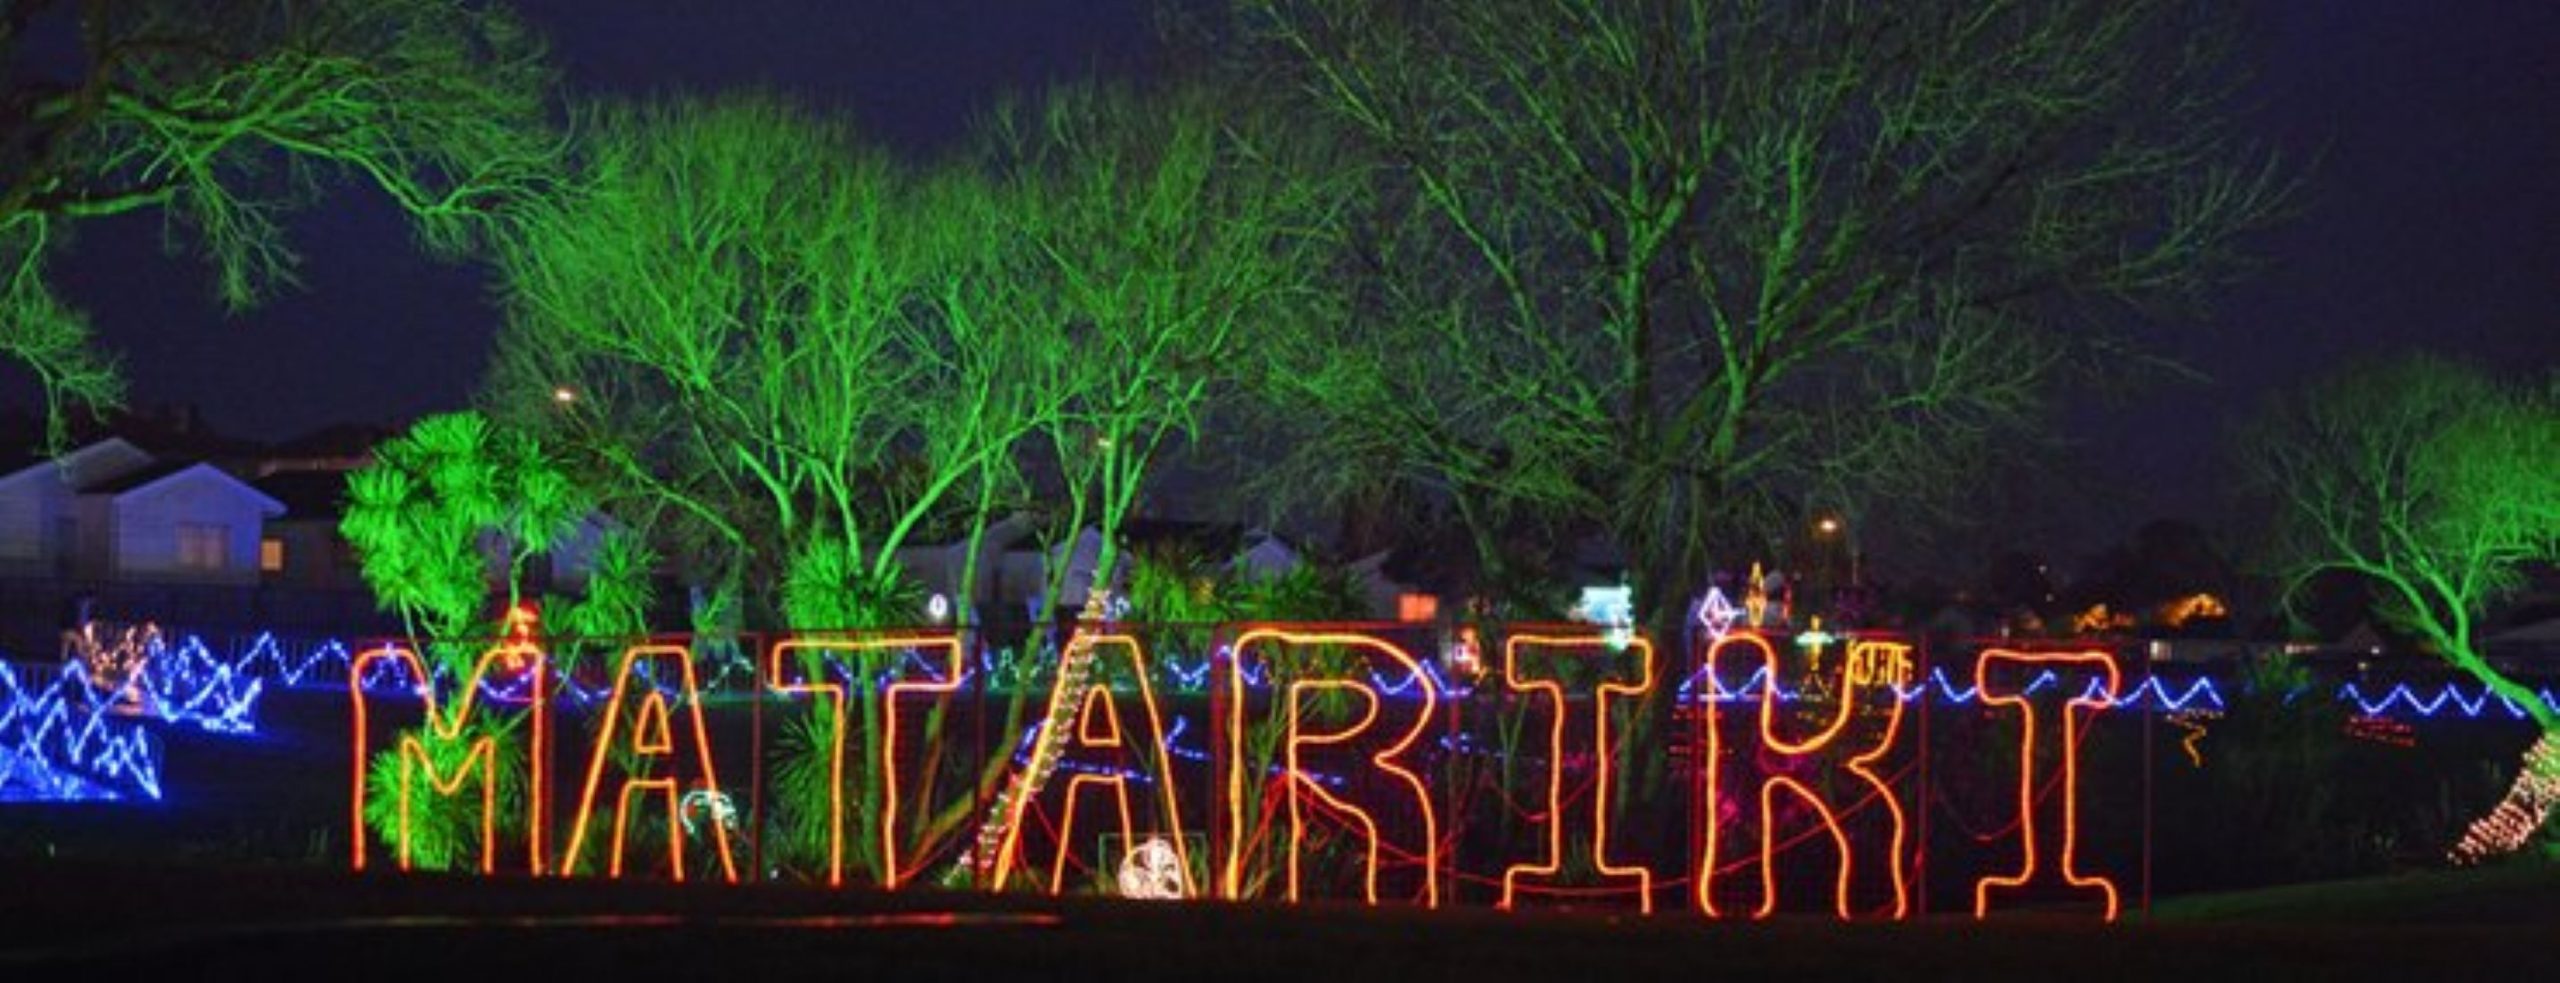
16,0 -> 2560,561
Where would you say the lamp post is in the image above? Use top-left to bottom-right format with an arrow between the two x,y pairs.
1813,514 -> 1859,592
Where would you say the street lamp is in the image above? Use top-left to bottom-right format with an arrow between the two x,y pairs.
1813,514 -> 1858,592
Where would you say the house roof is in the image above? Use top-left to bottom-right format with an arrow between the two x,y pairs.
0,437 -> 153,489
84,461 -> 285,515
79,459 -> 197,494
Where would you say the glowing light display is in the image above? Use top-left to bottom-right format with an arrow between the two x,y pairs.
0,661 -> 162,801
2448,732 -> 2560,865
279,620 -> 2542,921
1225,629 -> 1441,906
1695,588 -> 1740,640
561,644 -> 738,882
1697,634 -> 1911,920
1972,648 -> 2121,921
989,633 -> 1192,895
1116,836 -> 1191,899
348,642 -> 548,873
1498,633 -> 1656,913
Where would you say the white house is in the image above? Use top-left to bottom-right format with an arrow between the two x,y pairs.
0,439 -> 284,585
0,438 -> 153,577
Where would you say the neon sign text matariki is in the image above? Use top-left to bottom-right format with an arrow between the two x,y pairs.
349,631 -> 2131,921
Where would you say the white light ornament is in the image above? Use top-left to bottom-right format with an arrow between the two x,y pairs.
1572,585 -> 1637,651
1116,836 -> 1190,900
1696,588 -> 1740,641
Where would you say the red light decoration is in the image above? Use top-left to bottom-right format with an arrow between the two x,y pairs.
561,644 -> 739,882
1973,648 -> 2120,920
1224,629 -> 1441,906
1696,633 -> 1912,920
989,633 -> 1192,895
348,641 -> 548,874
1498,633 -> 1656,913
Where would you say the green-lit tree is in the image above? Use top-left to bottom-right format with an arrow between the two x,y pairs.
1239,0 -> 2289,619
2241,357 -> 2560,860
0,0 -> 557,443
983,83 -> 1342,616
341,411 -> 589,651
487,95 -> 1049,631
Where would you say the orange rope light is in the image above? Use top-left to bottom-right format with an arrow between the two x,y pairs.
1696,634 -> 1911,920
560,644 -> 738,882
1973,648 -> 2121,921
1224,629 -> 1440,906
348,642 -> 547,874
1497,633 -> 1656,913
990,634 -> 1193,896
764,635 -> 961,889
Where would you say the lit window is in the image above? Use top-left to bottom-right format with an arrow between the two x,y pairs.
260,537 -> 285,573
177,523 -> 227,571
1397,593 -> 1439,623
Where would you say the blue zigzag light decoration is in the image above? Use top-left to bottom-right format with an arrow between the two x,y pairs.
0,661 -> 163,802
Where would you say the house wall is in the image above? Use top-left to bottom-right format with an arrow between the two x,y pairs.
110,471 -> 273,585
75,495 -> 114,578
0,475 -> 69,575
0,441 -> 151,576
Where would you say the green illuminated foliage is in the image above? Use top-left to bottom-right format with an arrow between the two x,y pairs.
550,527 -> 657,643
980,83 -> 1342,611
489,94 -> 1050,632
0,0 -> 557,445
1241,0 -> 2289,614
2242,357 -> 2560,730
341,411 -> 588,652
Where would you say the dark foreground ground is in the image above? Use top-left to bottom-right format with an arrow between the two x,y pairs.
1,859 -> 2555,981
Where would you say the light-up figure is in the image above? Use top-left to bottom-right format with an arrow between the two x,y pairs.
988,633 -> 1192,896
1697,633 -> 1912,919
561,644 -> 738,882
348,640 -> 548,874
1972,648 -> 2121,920
1499,633 -> 1657,912
1224,629 -> 1441,906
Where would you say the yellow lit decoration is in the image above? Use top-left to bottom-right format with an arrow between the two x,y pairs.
2448,732 -> 2560,866
2156,594 -> 2228,629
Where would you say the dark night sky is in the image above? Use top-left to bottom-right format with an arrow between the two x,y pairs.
16,0 -> 2560,562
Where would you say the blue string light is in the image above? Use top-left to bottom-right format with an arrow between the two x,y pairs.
0,662 -> 163,801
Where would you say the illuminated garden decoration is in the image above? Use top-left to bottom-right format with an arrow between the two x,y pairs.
1696,633 -> 1914,919
2241,357 -> 2560,859
338,627 -> 2148,921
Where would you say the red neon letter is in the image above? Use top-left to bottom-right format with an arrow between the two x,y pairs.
561,644 -> 738,881
1696,634 -> 1912,919
349,641 -> 547,874
1223,629 -> 1440,906
989,633 -> 1192,895
1974,648 -> 2121,920
766,634 -> 964,890
1499,633 -> 1656,912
